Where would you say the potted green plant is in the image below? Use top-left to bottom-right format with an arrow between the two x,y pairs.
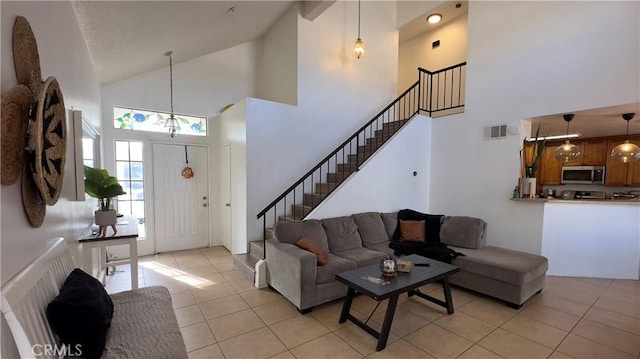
520,125 -> 546,198
84,166 -> 126,229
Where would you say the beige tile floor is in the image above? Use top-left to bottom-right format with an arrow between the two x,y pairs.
105,247 -> 640,359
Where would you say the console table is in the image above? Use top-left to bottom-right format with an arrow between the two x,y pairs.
79,216 -> 139,289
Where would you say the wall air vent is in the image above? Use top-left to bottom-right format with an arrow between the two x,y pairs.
483,124 -> 507,140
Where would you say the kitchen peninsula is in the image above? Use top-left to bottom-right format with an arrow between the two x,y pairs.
512,196 -> 639,280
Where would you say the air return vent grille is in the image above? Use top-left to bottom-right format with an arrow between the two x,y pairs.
483,124 -> 507,140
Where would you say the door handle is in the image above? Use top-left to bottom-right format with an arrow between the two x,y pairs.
225,203 -> 231,207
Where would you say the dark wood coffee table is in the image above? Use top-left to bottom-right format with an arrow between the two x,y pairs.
335,254 -> 459,351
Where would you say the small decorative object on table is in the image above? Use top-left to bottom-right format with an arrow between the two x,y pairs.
379,259 -> 397,277
397,259 -> 412,272
84,166 -> 126,237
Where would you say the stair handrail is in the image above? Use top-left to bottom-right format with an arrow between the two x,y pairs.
255,80 -> 420,219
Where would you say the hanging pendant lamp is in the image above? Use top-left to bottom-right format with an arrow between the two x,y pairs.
611,113 -> 640,163
554,114 -> 581,162
353,0 -> 366,59
164,51 -> 178,138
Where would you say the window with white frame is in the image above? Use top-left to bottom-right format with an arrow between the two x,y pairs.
115,140 -> 146,238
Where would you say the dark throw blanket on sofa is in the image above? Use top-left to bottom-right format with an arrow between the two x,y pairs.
389,209 -> 464,264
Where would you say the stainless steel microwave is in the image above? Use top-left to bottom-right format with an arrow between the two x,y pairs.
561,166 -> 605,184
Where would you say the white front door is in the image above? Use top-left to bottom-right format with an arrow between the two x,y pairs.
221,144 -> 232,251
153,144 -> 209,253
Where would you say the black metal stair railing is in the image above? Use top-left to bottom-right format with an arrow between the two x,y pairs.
420,62 -> 467,116
257,63 -> 466,258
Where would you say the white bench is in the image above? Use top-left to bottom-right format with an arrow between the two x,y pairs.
1,238 -> 187,358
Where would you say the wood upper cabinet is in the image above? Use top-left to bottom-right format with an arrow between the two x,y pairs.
582,139 -> 608,165
626,135 -> 640,186
539,146 -> 562,185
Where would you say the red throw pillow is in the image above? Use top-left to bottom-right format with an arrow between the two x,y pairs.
296,236 -> 328,266
399,220 -> 426,242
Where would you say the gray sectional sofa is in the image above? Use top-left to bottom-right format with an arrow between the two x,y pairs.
266,211 -> 548,312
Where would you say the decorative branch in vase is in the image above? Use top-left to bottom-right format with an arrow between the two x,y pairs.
520,125 -> 546,198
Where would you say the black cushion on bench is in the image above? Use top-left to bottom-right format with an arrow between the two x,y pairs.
46,268 -> 114,359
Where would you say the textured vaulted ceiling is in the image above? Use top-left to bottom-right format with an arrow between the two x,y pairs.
72,1 -> 294,85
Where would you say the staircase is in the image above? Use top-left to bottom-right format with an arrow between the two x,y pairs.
234,63 -> 467,279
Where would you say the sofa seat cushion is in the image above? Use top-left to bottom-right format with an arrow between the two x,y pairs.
451,246 -> 548,285
323,216 -> 364,252
363,242 -> 395,257
274,219 -> 330,254
333,247 -> 389,268
353,212 -> 388,246
316,254 -> 357,284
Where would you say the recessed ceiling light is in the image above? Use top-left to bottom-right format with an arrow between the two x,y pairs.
427,14 -> 442,24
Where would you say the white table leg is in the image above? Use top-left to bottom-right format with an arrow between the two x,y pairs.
82,244 -> 92,275
130,237 -> 139,289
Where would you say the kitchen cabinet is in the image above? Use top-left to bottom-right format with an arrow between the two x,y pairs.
582,139 -> 608,165
539,146 -> 562,185
605,135 -> 640,186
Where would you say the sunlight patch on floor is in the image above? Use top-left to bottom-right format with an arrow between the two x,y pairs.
141,261 -> 216,289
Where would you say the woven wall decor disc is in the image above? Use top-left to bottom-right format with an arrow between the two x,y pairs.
21,162 -> 46,227
13,16 -> 42,96
27,77 -> 66,206
1,85 -> 33,185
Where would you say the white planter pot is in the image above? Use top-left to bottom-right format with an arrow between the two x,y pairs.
519,177 -> 537,198
95,209 -> 117,226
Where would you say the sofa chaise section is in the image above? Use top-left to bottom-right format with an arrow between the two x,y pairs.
440,216 -> 548,307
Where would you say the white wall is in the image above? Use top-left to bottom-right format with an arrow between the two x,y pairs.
257,4 -> 298,105
1,1 -> 102,356
428,1 -> 640,254
99,42 -> 260,255
398,13 -> 467,92
308,115 -> 432,218
1,1 -> 101,283
246,1 -> 399,243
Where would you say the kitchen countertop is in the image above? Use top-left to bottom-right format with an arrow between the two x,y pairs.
511,198 -> 640,205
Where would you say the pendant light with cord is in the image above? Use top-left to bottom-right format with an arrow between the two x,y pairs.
611,113 -> 640,163
164,50 -> 178,138
353,0 -> 366,59
554,114 -> 581,162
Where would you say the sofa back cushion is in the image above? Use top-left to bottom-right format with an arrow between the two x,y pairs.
352,212 -> 388,246
380,212 -> 398,239
274,219 -> 330,253
440,216 -> 487,249
322,216 -> 363,252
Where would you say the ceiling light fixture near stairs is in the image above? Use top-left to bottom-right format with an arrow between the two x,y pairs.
427,14 -> 442,24
164,50 -> 178,138
554,114 -> 581,162
611,113 -> 640,163
353,0 -> 366,59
